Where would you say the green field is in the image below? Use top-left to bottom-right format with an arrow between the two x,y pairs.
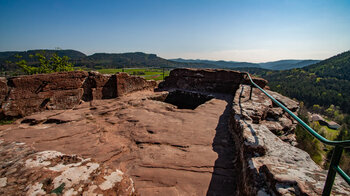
320,125 -> 339,140
311,121 -> 339,141
96,68 -> 170,81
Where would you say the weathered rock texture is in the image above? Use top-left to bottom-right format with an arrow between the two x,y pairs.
1,91 -> 237,195
0,71 -> 156,118
158,68 -> 268,93
116,72 -> 157,96
0,139 -> 136,195
231,84 -> 350,195
0,69 -> 349,195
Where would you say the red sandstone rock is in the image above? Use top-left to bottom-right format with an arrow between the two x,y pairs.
82,71 -> 118,100
242,74 -> 268,89
0,78 -> 8,118
231,84 -> 350,195
116,72 -> 157,96
0,140 -> 136,195
0,78 -> 7,105
8,71 -> 88,90
1,71 -> 157,119
1,90 -> 236,195
266,90 -> 299,112
2,71 -> 88,117
2,69 -> 346,195
159,68 -> 268,93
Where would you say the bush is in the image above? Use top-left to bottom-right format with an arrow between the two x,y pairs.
15,52 -> 74,75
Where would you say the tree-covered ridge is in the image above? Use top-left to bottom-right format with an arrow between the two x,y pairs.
170,58 -> 261,68
261,59 -> 320,70
81,52 -> 175,68
0,50 -> 222,71
266,69 -> 350,113
0,50 -> 86,71
234,50 -> 350,114
170,58 -> 320,70
304,50 -> 350,80
1,49 -> 321,72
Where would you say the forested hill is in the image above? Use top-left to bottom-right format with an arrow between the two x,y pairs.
235,50 -> 350,113
1,49 -> 320,71
303,50 -> 350,80
170,58 -> 320,70
0,50 -> 221,71
79,52 -> 174,68
259,59 -> 320,70
0,50 -> 87,71
170,58 -> 260,68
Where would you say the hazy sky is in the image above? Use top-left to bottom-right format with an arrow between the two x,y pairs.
1,0 -> 349,62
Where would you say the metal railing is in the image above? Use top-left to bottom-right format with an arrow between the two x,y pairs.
246,73 -> 350,196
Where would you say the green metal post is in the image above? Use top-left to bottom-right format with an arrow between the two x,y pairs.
322,146 -> 343,196
249,85 -> 253,100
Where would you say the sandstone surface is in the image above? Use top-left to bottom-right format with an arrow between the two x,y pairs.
0,139 -> 136,195
0,69 -> 349,195
1,90 -> 237,195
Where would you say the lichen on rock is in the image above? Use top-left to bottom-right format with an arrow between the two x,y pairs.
0,140 -> 136,196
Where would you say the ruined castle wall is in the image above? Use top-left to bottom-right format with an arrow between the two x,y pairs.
158,68 -> 267,93
0,71 -> 156,118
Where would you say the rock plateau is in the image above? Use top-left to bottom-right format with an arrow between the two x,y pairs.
0,68 -> 349,195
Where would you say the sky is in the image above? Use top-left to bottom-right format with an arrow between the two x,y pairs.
0,0 -> 350,62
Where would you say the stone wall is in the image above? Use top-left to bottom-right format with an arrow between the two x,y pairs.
231,84 -> 350,195
158,68 -> 268,93
0,71 -> 156,119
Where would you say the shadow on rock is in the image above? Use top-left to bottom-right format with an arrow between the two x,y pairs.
207,96 -> 237,196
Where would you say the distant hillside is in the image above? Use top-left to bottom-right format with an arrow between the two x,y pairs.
0,49 -> 321,72
0,50 -> 87,71
171,58 -> 320,70
259,59 -> 320,70
235,50 -> 350,113
79,52 -> 173,68
0,50 -> 222,71
303,51 -> 350,80
170,58 -> 260,69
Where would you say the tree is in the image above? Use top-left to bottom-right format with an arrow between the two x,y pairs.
312,104 -> 322,113
15,52 -> 74,75
325,105 -> 335,118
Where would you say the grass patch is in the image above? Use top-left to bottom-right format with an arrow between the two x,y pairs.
321,125 -> 339,140
311,121 -> 339,141
0,119 -> 15,125
96,68 -> 170,81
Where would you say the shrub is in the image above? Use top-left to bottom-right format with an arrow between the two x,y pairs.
15,52 -> 74,75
